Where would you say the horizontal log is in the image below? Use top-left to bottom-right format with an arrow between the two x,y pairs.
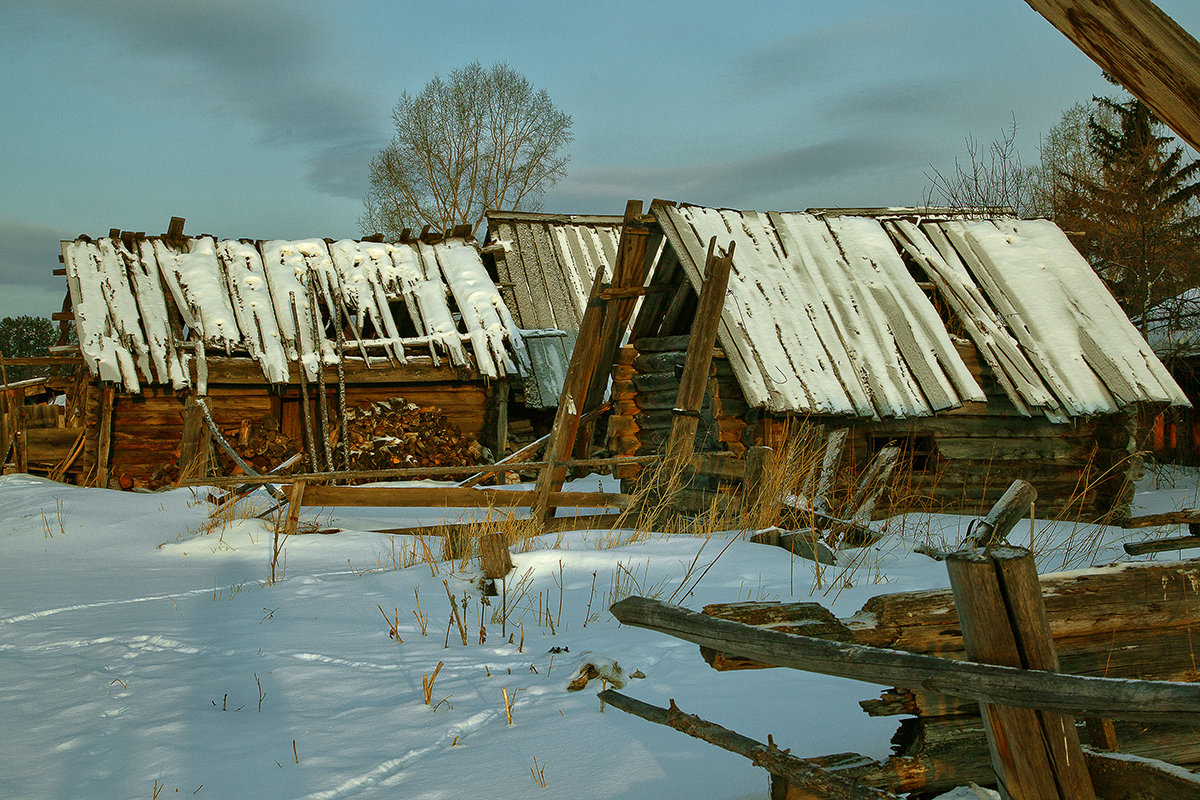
0,356 -> 84,366
609,596 -> 1200,722
634,335 -> 692,353
1124,534 -> 1200,555
202,357 -> 480,386
343,513 -> 626,538
598,690 -> 895,799
297,485 -> 629,509
632,372 -> 680,393
1123,510 -> 1200,529
1085,747 -> 1200,800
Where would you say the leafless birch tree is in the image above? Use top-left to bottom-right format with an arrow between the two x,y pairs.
360,61 -> 572,239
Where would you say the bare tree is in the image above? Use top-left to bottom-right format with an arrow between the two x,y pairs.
924,115 -> 1043,217
360,61 -> 573,239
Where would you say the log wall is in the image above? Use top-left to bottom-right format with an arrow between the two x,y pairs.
609,337 -> 1143,519
67,359 -> 503,489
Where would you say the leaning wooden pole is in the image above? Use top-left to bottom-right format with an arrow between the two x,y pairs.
598,690 -> 896,799
662,237 -> 734,485
533,200 -> 651,522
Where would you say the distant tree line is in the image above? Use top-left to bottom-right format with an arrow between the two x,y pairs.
0,315 -> 57,383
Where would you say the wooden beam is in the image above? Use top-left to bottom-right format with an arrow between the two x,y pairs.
95,385 -> 114,488
1023,0 -> 1200,153
970,479 -> 1038,546
1124,533 -> 1200,555
340,513 -> 626,538
1085,747 -> 1200,799
179,451 -> 660,487
0,356 -> 83,366
533,200 -> 647,520
608,596 -> 1200,722
598,691 -> 897,799
1122,508 -> 1200,528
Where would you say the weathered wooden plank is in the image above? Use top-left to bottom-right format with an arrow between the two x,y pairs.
1124,533 -> 1200,555
609,595 -> 1200,722
664,238 -> 734,472
970,479 -> 1037,546
1023,0 -> 1200,154
96,386 -> 114,487
1085,747 -> 1200,800
350,514 -> 625,538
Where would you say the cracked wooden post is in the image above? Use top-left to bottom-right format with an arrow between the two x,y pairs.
946,544 -> 1096,800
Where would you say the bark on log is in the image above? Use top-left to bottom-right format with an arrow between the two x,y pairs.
608,595 -> 1200,722
597,690 -> 896,800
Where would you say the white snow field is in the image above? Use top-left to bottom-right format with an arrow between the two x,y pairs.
1,469 -> 1195,799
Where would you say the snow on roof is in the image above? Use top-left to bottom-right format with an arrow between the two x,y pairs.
483,211 -> 626,408
62,234 -> 524,392
484,211 -> 622,331
653,203 -> 1187,419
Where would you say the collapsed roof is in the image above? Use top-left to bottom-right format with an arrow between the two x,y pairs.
648,202 -> 1188,420
62,233 -> 525,393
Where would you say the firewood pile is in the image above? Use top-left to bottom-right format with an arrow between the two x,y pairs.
343,397 -> 488,469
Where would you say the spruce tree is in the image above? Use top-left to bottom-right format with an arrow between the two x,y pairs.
1049,93 -> 1200,328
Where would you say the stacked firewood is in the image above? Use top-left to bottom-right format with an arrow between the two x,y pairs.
239,415 -> 299,469
343,397 -> 487,469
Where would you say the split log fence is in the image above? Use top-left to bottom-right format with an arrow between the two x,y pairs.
605,481 -> 1200,799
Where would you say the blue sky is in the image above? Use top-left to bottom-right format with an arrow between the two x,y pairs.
4,0 -> 1200,319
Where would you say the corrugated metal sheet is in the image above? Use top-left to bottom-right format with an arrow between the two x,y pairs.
653,202 -> 1187,419
62,234 -> 524,393
484,211 -> 623,407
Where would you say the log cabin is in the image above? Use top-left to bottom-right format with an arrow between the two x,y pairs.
7,220 -> 527,488
607,201 -> 1190,519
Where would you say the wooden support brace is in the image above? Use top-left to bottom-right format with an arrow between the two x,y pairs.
663,237 -> 735,481
95,385 -> 114,488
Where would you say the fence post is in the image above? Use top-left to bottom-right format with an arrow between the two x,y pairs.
945,545 -> 1096,800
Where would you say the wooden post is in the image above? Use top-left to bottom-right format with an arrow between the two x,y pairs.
95,385 -> 115,488
179,396 -> 211,481
574,206 -> 661,459
1023,0 -> 1200,154
945,545 -> 1097,800
274,481 -> 306,583
971,479 -> 1038,547
663,237 -> 735,477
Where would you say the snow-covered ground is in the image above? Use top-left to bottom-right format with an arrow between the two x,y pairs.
2,468 -> 1197,799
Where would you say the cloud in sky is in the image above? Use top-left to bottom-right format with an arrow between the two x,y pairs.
0,218 -> 75,318
27,0 -> 387,201
548,133 -> 919,215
